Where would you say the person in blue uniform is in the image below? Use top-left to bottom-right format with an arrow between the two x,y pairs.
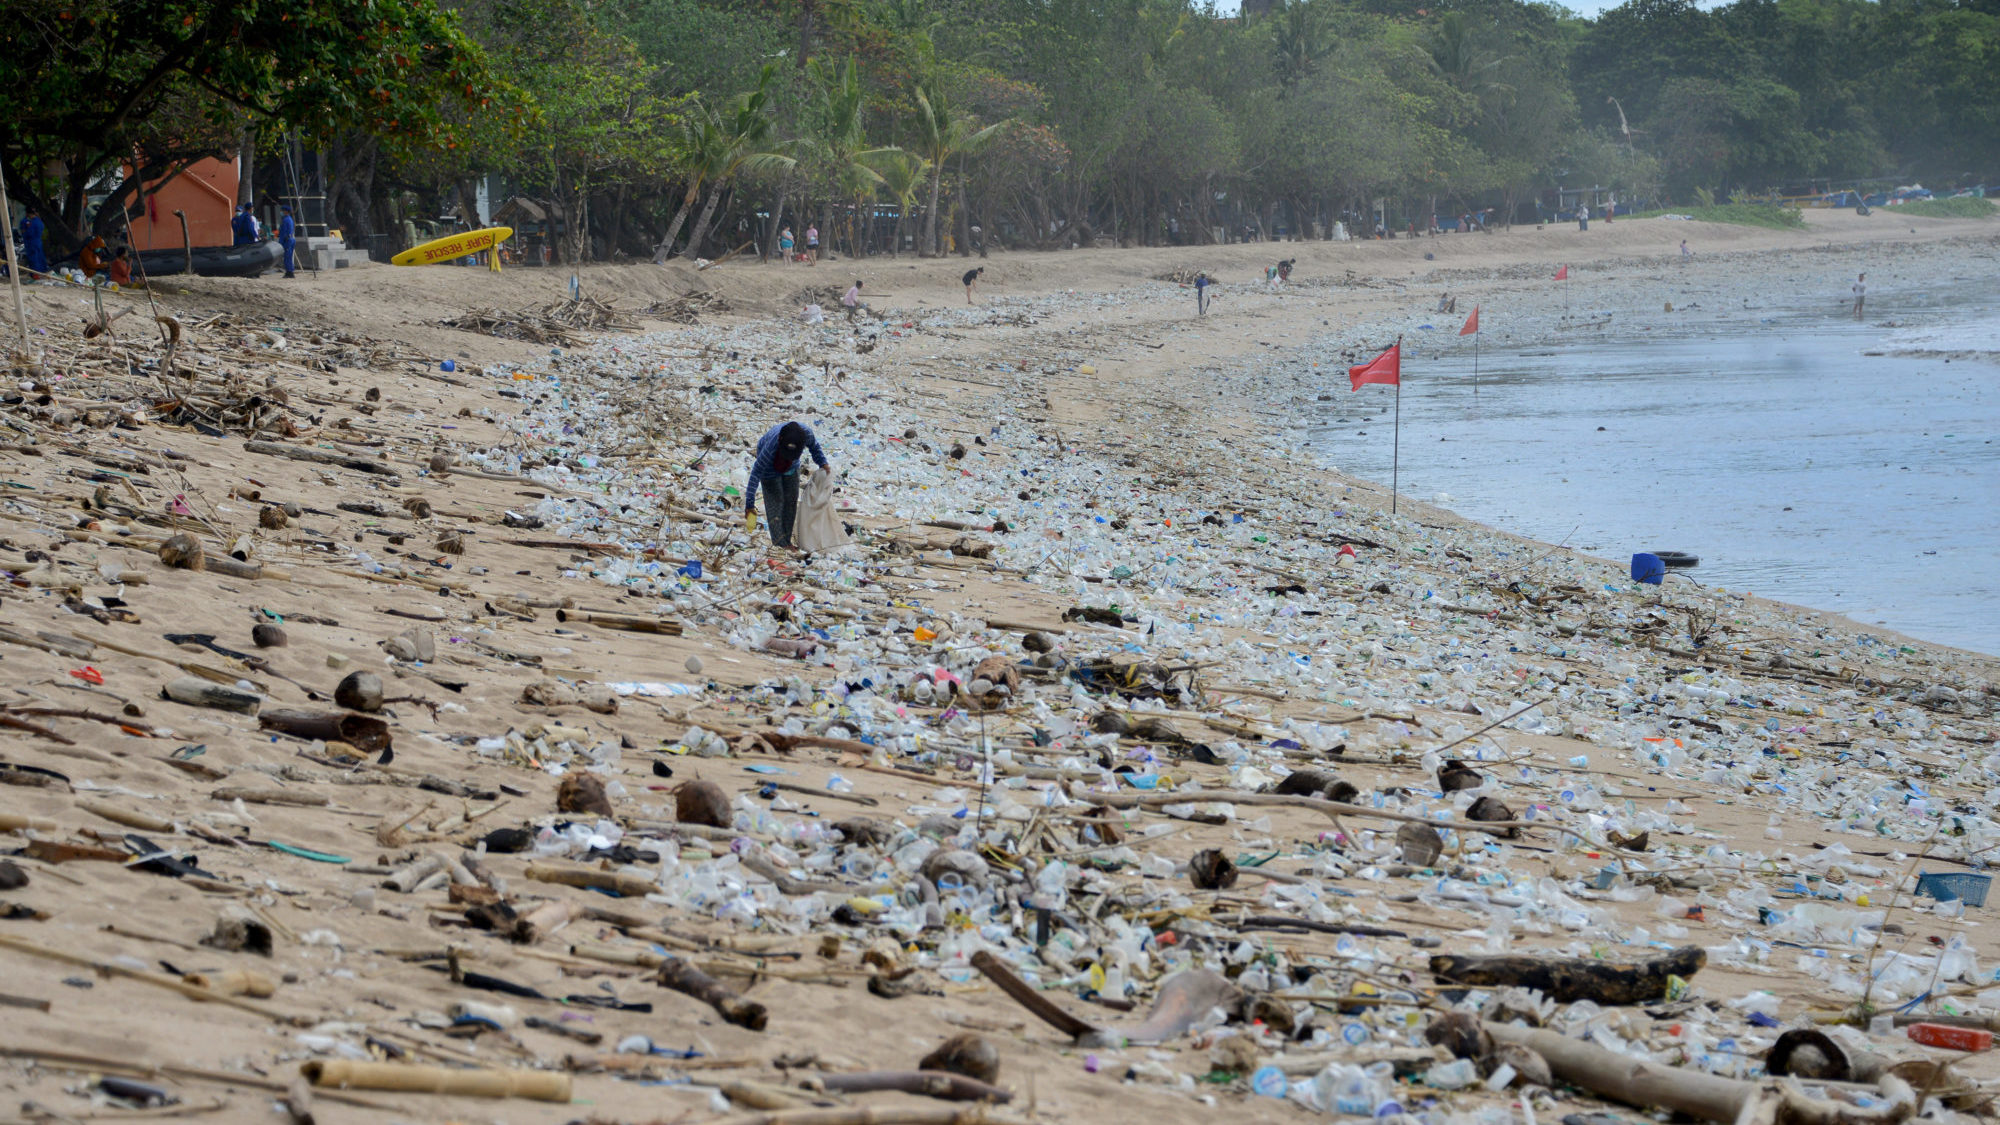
232,203 -> 257,246
278,204 -> 297,278
19,210 -> 47,276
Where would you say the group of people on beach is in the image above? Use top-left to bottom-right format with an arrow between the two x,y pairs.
776,225 -> 820,264
234,202 -> 300,278
7,210 -> 133,285
8,200 -> 299,284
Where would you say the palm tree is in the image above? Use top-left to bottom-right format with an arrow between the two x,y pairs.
911,84 -> 1006,256
874,151 -> 929,256
1426,13 -> 1513,101
1273,0 -> 1334,88
806,58 -> 901,257
652,65 -> 793,262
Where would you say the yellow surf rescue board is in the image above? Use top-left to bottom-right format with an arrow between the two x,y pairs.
391,226 -> 513,266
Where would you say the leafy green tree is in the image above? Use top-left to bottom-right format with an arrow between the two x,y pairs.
0,0 -> 512,251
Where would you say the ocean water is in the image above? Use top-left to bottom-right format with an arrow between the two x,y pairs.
1312,288 -> 2000,655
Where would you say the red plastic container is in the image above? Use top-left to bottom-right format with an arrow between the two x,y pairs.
1906,1023 -> 1994,1052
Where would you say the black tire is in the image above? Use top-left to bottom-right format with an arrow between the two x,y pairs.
1652,551 -> 1699,568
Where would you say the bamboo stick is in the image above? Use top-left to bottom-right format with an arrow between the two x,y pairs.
299,1060 -> 570,1102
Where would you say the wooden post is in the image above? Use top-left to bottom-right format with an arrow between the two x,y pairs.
174,210 -> 192,276
0,161 -> 30,349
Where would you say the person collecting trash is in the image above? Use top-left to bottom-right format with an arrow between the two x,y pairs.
745,421 -> 831,549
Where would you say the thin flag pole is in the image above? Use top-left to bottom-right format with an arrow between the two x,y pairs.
1391,334 -> 1402,516
1473,318 -> 1480,396
1564,268 -> 1570,316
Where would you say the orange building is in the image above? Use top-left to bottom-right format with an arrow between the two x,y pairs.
124,156 -> 240,250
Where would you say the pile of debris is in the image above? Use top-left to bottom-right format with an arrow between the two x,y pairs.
441,295 -> 638,345
643,289 -> 732,325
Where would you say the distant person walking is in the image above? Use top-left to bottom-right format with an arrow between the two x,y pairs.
962,266 -> 983,303
779,226 -> 795,262
1680,239 -> 1693,262
842,278 -> 863,322
1852,272 -> 1866,319
745,421 -> 831,550
1194,271 -> 1211,316
1577,204 -> 1590,232
805,225 -> 819,265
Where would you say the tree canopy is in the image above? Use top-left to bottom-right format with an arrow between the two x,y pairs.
8,0 -> 1993,262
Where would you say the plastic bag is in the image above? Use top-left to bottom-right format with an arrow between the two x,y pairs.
794,467 -> 848,553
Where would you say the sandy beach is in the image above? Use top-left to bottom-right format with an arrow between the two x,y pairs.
1,208 -> 1997,1125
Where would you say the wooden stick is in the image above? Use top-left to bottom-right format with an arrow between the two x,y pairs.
209,787 -> 328,807
814,1071 -> 1012,1103
705,1107 -> 1015,1125
553,608 -> 682,635
0,1047 -> 396,1109
525,861 -> 656,898
511,898 -> 583,944
658,956 -> 767,1030
1433,946 -> 1705,1004
299,1060 -> 570,1102
77,798 -> 175,833
0,933 -> 301,1024
967,951 -> 1101,1040
0,812 -> 60,833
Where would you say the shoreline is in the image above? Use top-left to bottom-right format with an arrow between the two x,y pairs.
1258,238 -> 2000,657
1,211 -> 1997,1123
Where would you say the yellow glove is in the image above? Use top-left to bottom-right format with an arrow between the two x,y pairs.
745,510 -> 758,533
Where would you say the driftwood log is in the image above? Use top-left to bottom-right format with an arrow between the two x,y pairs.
1485,1023 -> 1915,1125
811,1071 -> 1012,1103
299,1060 -> 569,1102
659,956 -> 767,1030
1430,945 -> 1704,1004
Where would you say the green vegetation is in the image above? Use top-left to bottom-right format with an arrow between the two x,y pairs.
1896,198 -> 1998,220
5,0 -> 1997,261
1634,205 -> 1808,230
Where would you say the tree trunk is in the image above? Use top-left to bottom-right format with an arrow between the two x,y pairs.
455,179 -> 482,233
237,126 -> 256,206
652,183 -> 700,262
762,184 -> 788,263
796,0 -> 817,70
954,171 -> 973,258
921,162 -> 944,256
560,179 -> 589,264
684,183 -> 725,260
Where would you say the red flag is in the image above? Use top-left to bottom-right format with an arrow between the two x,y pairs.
1349,342 -> 1401,391
1554,265 -> 1569,281
1459,306 -> 1479,336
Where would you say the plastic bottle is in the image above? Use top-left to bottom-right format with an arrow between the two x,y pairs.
1423,1059 -> 1478,1089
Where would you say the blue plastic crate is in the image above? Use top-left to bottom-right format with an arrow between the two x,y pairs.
1916,871 -> 1991,907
